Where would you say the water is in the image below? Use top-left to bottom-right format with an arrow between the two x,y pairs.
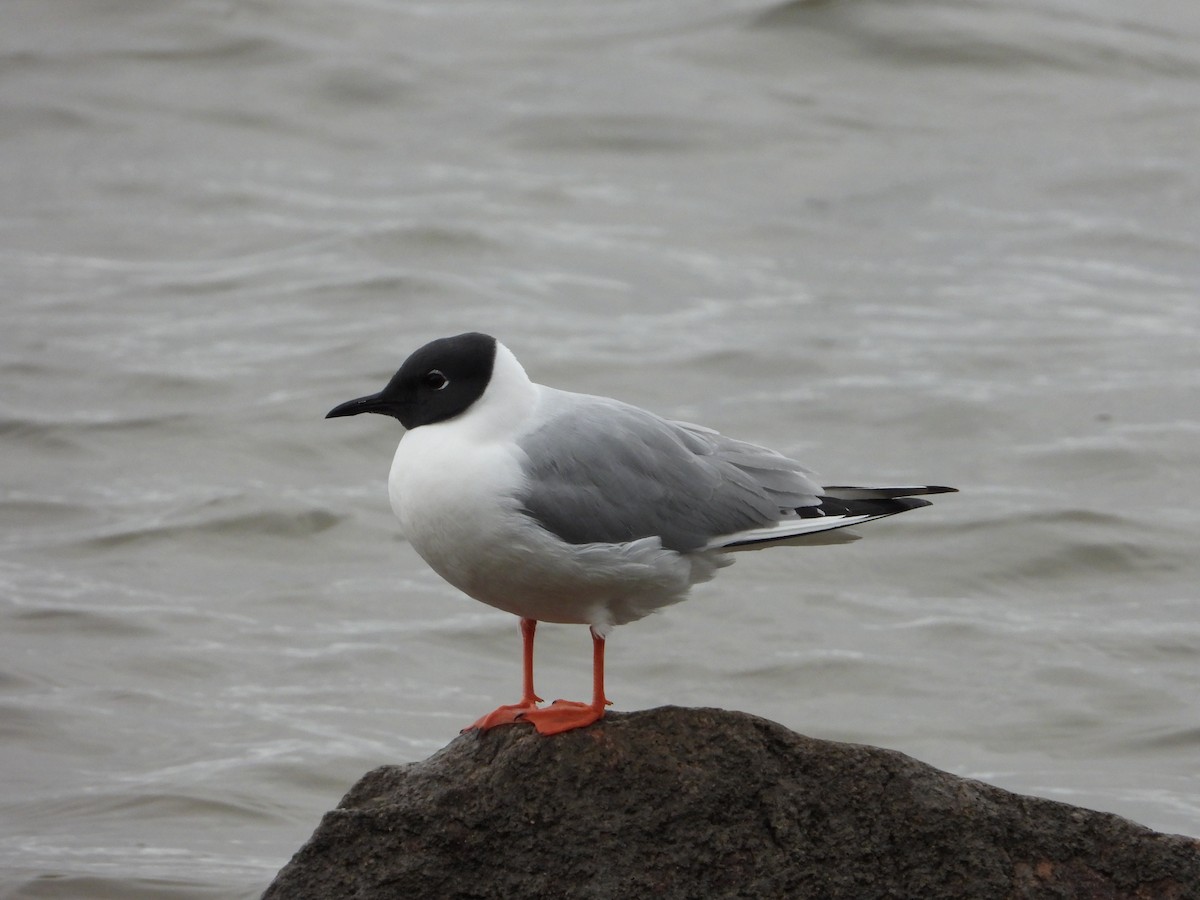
3,0 -> 1199,895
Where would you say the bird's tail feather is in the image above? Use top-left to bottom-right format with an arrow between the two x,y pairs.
710,484 -> 955,551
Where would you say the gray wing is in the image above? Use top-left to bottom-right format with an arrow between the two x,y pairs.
515,390 -> 823,552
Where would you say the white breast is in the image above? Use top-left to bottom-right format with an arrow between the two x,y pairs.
389,421 -> 527,593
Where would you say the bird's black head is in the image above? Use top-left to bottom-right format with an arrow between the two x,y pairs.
326,332 -> 498,430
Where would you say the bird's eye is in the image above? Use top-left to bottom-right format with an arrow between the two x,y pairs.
422,369 -> 448,390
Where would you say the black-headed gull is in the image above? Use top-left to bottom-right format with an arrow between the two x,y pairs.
327,333 -> 954,735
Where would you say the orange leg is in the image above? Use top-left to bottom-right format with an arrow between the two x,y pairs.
465,618 -> 543,731
518,626 -> 611,735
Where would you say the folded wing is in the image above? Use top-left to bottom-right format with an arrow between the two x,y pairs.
516,389 -> 824,552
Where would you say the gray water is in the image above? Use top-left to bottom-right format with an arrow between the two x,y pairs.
4,0 -> 1200,896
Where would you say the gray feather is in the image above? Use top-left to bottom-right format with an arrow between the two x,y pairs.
516,390 -> 823,552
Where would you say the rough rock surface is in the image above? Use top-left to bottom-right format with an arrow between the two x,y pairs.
264,707 -> 1200,899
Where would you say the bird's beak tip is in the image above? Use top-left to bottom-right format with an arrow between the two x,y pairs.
325,394 -> 379,419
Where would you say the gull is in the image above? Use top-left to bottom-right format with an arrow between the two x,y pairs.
327,332 -> 954,735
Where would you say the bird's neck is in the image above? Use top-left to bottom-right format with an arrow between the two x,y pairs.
452,342 -> 539,441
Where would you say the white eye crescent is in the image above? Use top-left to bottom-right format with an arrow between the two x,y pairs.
422,369 -> 449,390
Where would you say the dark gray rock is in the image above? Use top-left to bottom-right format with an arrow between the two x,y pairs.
264,707 -> 1200,899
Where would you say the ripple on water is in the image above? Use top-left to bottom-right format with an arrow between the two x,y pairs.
939,505 -> 1187,597
7,606 -> 161,639
4,873 -> 241,900
76,505 -> 345,552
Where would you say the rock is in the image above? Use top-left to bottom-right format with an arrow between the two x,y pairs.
263,707 -> 1200,899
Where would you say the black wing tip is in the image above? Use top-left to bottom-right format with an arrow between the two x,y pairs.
920,485 -> 958,495
820,484 -> 958,498
834,495 -> 930,516
806,491 -> 947,519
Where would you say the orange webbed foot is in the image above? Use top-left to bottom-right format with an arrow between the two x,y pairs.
463,696 -> 542,733
517,698 -> 608,736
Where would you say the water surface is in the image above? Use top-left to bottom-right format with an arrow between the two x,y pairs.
3,0 -> 1199,895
